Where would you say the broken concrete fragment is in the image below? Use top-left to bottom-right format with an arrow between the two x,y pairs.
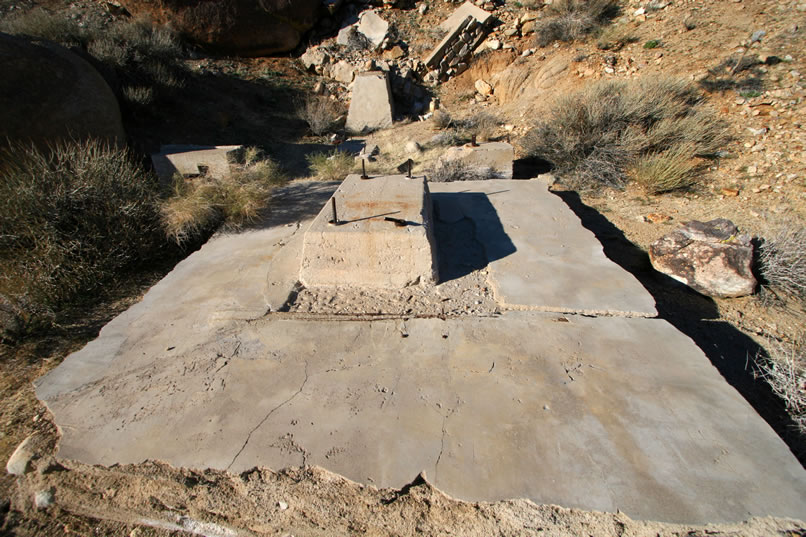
299,175 -> 439,288
345,71 -> 394,133
439,142 -> 514,179
357,10 -> 389,48
151,145 -> 243,180
300,47 -> 329,71
440,0 -> 492,32
649,219 -> 757,298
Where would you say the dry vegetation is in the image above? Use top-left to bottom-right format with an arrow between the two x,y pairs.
0,140 -> 165,338
756,338 -> 806,433
521,77 -> 728,192
299,95 -> 345,136
534,0 -> 620,47
161,147 -> 286,245
305,149 -> 356,181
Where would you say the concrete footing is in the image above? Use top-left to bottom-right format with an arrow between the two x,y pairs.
299,174 -> 439,288
346,72 -> 394,134
439,142 -> 514,178
151,145 -> 244,180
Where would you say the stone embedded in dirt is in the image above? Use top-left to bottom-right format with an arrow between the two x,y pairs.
649,219 -> 757,298
6,434 -> 36,476
345,72 -> 394,133
0,33 -> 125,150
475,79 -> 493,96
116,0 -> 321,56
34,489 -> 54,509
357,10 -> 389,49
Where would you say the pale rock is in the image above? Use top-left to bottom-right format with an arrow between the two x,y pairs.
331,60 -> 356,84
6,435 -> 36,475
475,78 -> 493,95
357,10 -> 389,48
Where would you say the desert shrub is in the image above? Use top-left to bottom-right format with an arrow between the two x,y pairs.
306,150 -> 356,181
520,78 -> 728,191
456,112 -> 502,142
630,144 -> 699,194
0,7 -> 86,45
428,160 -> 498,183
428,131 -> 465,148
534,0 -> 620,47
0,140 -> 165,330
161,149 -> 286,245
596,23 -> 637,51
757,225 -> 806,302
300,96 -> 343,136
431,110 -> 453,130
643,39 -> 661,49
755,338 -> 806,433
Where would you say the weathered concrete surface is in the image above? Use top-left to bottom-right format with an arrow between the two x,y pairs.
36,312 -> 806,524
439,0 -> 492,32
300,175 -> 439,288
438,142 -> 515,179
431,180 -> 657,317
32,178 -> 806,525
346,72 -> 394,133
151,145 -> 244,180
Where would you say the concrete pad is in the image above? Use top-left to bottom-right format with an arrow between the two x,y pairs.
346,72 -> 394,134
439,1 -> 492,32
430,180 -> 658,317
36,312 -> 806,523
151,145 -> 243,180
438,142 -> 514,179
299,175 -> 439,288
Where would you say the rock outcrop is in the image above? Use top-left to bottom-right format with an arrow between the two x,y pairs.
649,219 -> 757,298
0,32 -> 125,148
117,0 -> 321,56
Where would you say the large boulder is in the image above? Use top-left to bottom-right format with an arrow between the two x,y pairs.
0,32 -> 125,149
117,0 -> 322,56
649,219 -> 757,298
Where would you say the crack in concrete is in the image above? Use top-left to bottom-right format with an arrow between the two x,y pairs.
225,361 -> 309,471
434,407 -> 458,481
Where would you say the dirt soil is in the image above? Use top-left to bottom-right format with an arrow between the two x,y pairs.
2,0 -> 806,535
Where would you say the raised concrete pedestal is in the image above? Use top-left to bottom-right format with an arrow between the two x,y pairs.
299,174 -> 439,288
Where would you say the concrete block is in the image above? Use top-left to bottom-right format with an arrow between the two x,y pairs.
151,145 -> 243,180
440,1 -> 492,32
300,174 -> 438,288
345,72 -> 394,133
439,142 -> 514,179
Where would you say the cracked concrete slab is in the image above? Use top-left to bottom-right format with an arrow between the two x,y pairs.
33,178 -> 806,525
430,180 -> 657,317
37,314 -> 806,524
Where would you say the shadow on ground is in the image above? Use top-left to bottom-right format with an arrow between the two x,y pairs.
432,192 -> 516,282
555,190 -> 806,467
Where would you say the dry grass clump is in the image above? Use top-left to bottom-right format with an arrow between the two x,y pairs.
161,148 -> 286,245
521,78 -> 728,191
0,140 -> 164,333
755,338 -> 806,433
596,23 -> 637,51
0,7 -> 86,45
757,225 -> 806,302
305,150 -> 356,181
534,0 -> 620,48
457,112 -> 502,142
428,160 -> 498,183
631,144 -> 700,194
431,110 -> 453,130
300,96 -> 344,136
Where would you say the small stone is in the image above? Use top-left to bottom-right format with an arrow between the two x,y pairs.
521,21 -> 536,35
6,435 -> 36,476
721,188 -> 740,197
645,213 -> 671,224
405,140 -> 422,154
278,501 -> 289,510
418,3 -> 428,14
35,489 -> 54,509
486,38 -> 501,51
475,78 -> 493,96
